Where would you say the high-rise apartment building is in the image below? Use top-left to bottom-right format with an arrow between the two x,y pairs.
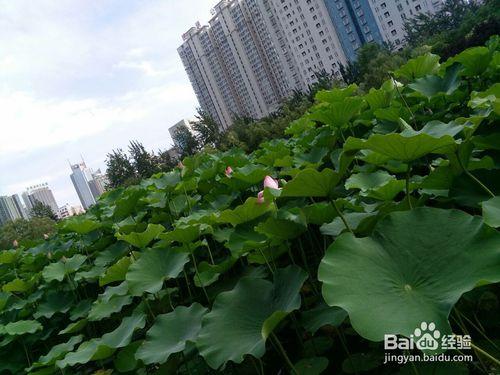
323,0 -> 384,62
267,0 -> 348,87
368,0 -> 443,48
0,196 -> 25,225
180,0 -> 444,126
12,194 -> 28,219
70,160 -> 106,210
22,183 -> 59,215
178,0 -> 300,129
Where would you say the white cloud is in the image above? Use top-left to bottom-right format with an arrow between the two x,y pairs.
0,0 -> 215,203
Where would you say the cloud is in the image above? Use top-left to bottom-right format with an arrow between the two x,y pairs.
0,0 -> 215,204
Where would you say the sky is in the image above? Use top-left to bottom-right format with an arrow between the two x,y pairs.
0,0 -> 215,207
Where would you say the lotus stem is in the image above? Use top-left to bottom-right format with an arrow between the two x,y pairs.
406,164 -> 413,209
182,269 -> 193,300
390,73 -> 416,129
270,332 -> 299,375
332,200 -> 353,234
456,152 -> 495,198
190,253 -> 210,304
471,343 -> 500,367
257,247 -> 275,274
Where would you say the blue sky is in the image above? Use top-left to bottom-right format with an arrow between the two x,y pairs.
0,0 -> 214,207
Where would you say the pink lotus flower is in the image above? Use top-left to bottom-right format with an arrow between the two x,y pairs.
225,166 -> 233,177
257,190 -> 265,204
13,240 -> 18,248
263,176 -> 279,190
257,176 -> 281,204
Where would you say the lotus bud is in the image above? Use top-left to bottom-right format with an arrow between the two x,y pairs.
13,240 -> 18,248
257,190 -> 265,204
263,176 -> 279,190
225,166 -> 233,177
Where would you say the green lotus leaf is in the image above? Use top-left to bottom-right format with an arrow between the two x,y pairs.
126,248 -> 189,296
345,171 -> 393,191
195,257 -> 237,288
99,281 -> 129,302
59,319 -> 88,335
318,207 -> 500,344
320,212 -> 376,237
301,304 -> 348,334
88,294 -> 133,321
394,53 -> 440,80
231,164 -> 270,184
408,63 -> 461,98
482,196 -> 500,228
197,265 -> 307,369
0,250 -> 18,264
344,133 -> 457,162
31,335 -> 83,369
4,320 -> 42,336
473,133 -> 500,151
446,46 -> 491,77
294,357 -> 329,375
99,256 -> 131,287
402,120 -> 465,138
116,223 -> 165,248
101,308 -> 146,348
315,84 -> 358,102
159,224 -> 212,244
59,217 -> 102,234
114,341 -> 142,373
0,292 -> 9,312
42,254 -> 87,282
56,339 -> 114,369
281,168 -> 340,197
74,265 -> 105,282
224,226 -> 268,258
309,97 -> 365,128
94,242 -> 130,267
364,81 -> 394,110
2,278 -> 29,293
302,202 -> 337,225
34,291 -> 74,319
136,303 -> 207,365
69,299 -> 93,321
217,198 -> 274,226
255,215 -> 307,240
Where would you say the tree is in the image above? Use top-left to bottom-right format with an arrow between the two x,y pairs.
106,148 -> 137,189
156,149 -> 178,172
191,109 -> 222,148
129,140 -> 159,178
30,201 -> 57,220
172,126 -> 199,158
0,217 -> 56,249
